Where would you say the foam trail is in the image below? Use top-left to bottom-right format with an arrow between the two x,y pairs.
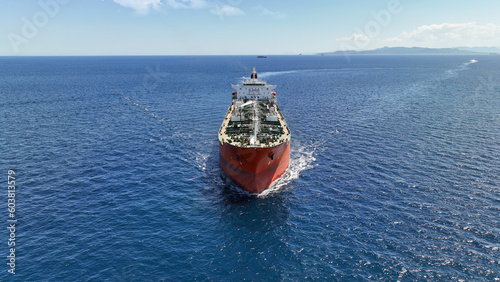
443,59 -> 478,79
196,141 -> 319,197
257,70 -> 300,79
257,143 -> 319,197
460,59 -> 478,69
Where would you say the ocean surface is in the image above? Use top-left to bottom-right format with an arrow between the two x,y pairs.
1,55 -> 499,281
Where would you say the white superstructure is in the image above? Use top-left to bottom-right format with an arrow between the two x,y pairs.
231,67 -> 277,100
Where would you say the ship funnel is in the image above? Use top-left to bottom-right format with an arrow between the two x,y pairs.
252,67 -> 257,80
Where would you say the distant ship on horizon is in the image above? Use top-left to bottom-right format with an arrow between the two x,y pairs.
218,67 -> 290,194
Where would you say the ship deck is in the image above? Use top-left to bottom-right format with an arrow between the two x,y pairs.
219,99 -> 290,148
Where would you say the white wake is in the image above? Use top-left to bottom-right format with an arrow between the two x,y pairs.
257,143 -> 319,197
443,59 -> 478,79
194,142 -> 319,197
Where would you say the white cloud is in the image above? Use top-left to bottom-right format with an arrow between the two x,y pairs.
112,0 -> 245,17
338,33 -> 373,44
113,0 -> 162,14
254,6 -> 286,19
397,22 -> 500,47
165,0 -> 207,9
337,33 -> 379,50
210,5 -> 245,17
337,22 -> 500,50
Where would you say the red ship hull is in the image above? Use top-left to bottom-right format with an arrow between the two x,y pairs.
219,141 -> 290,194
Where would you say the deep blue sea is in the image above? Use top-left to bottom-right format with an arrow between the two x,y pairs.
1,55 -> 499,281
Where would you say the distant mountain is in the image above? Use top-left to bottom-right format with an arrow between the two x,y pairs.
320,46 -> 493,56
456,46 -> 500,53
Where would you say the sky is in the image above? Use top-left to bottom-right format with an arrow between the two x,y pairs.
1,0 -> 500,56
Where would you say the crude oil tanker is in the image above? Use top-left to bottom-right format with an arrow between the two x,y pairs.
218,67 -> 291,194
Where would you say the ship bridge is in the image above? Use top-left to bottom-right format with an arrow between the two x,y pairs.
231,67 -> 277,101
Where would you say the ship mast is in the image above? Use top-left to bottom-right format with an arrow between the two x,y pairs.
250,97 -> 260,145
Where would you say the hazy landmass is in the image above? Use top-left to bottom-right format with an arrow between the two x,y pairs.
320,46 -> 500,56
